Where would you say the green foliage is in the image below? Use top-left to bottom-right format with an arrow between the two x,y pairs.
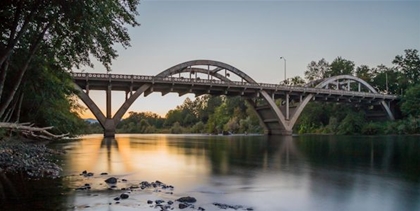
224,117 -> 240,133
191,121 -> 205,133
0,0 -> 141,137
337,111 -> 365,135
371,65 -> 401,94
361,122 -> 383,135
326,117 -> 339,134
328,57 -> 355,77
117,111 -> 163,133
0,0 -> 140,71
393,49 -> 420,86
400,84 -> 420,117
304,58 -> 330,81
297,102 -> 329,131
15,60 -> 87,136
170,122 -> 183,134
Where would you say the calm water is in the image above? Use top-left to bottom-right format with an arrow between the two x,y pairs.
1,134 -> 419,210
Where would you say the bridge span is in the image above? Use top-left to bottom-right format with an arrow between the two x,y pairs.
72,60 -> 398,137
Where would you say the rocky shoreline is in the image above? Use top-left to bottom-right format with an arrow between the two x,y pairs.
0,138 -> 254,210
74,170 -> 254,211
0,138 -> 63,177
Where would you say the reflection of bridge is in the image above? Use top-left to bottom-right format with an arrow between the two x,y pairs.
72,60 -> 398,137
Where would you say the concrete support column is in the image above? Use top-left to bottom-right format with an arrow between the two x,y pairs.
106,85 -> 112,118
265,128 -> 293,136
286,93 -> 289,120
104,119 -> 116,138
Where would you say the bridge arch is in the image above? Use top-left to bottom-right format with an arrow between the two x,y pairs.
113,60 -> 287,135
288,75 -> 395,129
156,60 -> 257,83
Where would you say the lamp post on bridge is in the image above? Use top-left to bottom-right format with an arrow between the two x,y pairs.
280,56 -> 289,120
280,56 -> 286,83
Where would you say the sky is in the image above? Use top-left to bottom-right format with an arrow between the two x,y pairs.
81,0 -> 420,119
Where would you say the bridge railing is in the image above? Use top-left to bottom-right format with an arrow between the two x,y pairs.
71,73 -> 398,100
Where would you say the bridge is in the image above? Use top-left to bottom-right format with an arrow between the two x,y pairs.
72,60 -> 398,137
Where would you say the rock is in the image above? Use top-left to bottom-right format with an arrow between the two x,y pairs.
122,179 -> 127,182
120,193 -> 129,199
140,181 -> 151,189
105,177 -> 118,184
86,172 -> 94,176
114,197 -> 120,201
198,207 -> 205,211
177,196 -> 197,203
130,185 -> 139,189
179,203 -> 189,209
147,200 -> 153,204
100,172 -> 108,175
84,183 -> 90,187
167,200 -> 174,205
213,203 -> 245,210
82,170 -> 87,174
155,199 -> 164,204
110,185 -> 117,189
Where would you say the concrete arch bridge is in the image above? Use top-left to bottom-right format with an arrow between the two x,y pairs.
72,60 -> 398,137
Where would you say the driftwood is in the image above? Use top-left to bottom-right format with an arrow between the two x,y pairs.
0,122 -> 69,140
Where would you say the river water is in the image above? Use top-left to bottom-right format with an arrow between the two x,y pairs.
1,134 -> 419,210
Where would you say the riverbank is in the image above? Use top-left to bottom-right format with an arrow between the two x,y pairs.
0,137 -> 63,177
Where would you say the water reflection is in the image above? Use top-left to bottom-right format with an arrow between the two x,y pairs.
2,134 -> 419,210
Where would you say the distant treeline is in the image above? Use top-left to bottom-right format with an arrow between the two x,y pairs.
88,95 -> 263,134
87,49 -> 420,135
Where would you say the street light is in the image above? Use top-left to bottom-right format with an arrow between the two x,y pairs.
280,57 -> 286,82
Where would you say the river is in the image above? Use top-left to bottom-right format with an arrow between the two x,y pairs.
1,134 -> 419,210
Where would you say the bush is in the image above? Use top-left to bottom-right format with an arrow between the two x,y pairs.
170,122 -> 183,134
337,112 -> 365,135
361,122 -> 382,135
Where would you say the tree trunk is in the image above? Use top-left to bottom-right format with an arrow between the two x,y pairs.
0,22 -> 51,119
16,93 -> 24,123
0,59 -> 9,102
3,92 -> 19,122
0,122 -> 69,140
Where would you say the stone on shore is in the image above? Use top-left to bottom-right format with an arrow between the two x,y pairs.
105,177 -> 118,184
177,196 -> 197,203
120,193 -> 129,199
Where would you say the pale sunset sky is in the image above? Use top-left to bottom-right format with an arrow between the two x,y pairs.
81,0 -> 420,119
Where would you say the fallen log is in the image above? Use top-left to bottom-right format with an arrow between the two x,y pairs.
0,122 -> 69,140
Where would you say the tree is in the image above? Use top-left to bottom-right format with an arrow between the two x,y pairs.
355,65 -> 373,83
337,111 -> 365,135
304,58 -> 330,81
2,48 -> 87,135
0,0 -> 140,121
289,76 -> 306,86
400,84 -> 420,117
393,49 -> 420,86
371,65 -> 401,94
327,57 -> 355,77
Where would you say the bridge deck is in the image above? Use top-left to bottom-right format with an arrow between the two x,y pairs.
72,73 -> 398,104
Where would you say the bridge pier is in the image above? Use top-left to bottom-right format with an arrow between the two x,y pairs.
265,129 -> 293,136
104,119 -> 116,138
